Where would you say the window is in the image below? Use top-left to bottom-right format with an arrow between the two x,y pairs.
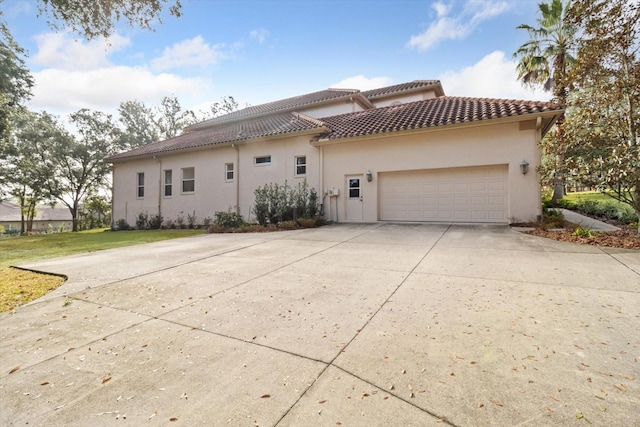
295,156 -> 306,176
137,172 -> 144,198
164,170 -> 172,197
225,163 -> 234,181
254,155 -> 271,165
182,167 -> 195,193
348,178 -> 360,198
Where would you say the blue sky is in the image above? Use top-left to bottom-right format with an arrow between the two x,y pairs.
3,0 -> 549,118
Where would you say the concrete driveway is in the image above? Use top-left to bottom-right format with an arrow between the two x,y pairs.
1,223 -> 638,426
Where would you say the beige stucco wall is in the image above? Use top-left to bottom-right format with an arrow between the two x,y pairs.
111,135 -> 322,227
320,120 -> 542,223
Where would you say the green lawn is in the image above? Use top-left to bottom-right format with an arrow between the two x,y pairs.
564,191 -> 629,208
0,229 -> 203,312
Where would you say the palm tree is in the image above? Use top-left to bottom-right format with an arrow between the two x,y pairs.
514,0 -> 577,203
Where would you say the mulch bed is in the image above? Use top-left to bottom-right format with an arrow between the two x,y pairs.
520,224 -> 640,251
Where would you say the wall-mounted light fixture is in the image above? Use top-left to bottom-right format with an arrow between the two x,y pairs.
366,170 -> 373,182
520,160 -> 530,175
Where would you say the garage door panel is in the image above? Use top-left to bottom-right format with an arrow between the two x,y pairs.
379,165 -> 508,223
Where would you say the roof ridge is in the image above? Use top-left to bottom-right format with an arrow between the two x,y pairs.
439,95 -> 554,105
290,111 -> 326,127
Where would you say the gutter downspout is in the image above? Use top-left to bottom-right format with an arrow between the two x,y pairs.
155,156 -> 162,218
536,116 -> 543,222
319,145 -> 324,218
232,143 -> 240,213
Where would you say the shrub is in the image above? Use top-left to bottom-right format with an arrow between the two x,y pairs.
278,220 -> 297,230
214,210 -> 246,228
114,218 -> 130,231
176,212 -> 185,229
202,216 -> 213,228
573,226 -> 595,237
252,179 -> 321,226
541,208 -> 566,229
187,210 -> 197,229
136,212 -> 149,229
297,218 -> 317,228
148,214 -> 163,230
163,219 -> 176,229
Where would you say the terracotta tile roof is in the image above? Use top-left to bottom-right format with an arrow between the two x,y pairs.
106,112 -> 327,161
187,89 -> 359,130
361,80 -> 443,99
311,96 -> 563,141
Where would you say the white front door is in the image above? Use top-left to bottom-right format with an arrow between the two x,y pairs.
345,175 -> 363,221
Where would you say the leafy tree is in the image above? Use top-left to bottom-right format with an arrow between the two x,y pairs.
117,100 -> 160,149
154,95 -> 196,139
514,0 -> 577,202
83,194 -> 111,229
0,111 -> 61,234
39,109 -> 121,231
37,0 -> 183,40
563,0 -> 640,229
198,96 -> 240,120
0,15 -> 34,144
116,95 -> 241,150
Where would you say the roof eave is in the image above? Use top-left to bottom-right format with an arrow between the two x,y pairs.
107,126 -> 331,164
311,109 -> 563,147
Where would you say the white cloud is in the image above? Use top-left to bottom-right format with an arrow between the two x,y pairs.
32,32 -> 130,70
438,51 -> 551,101
408,0 -> 509,51
330,75 -> 393,91
150,36 -> 225,71
26,32 -> 216,117
249,28 -> 270,44
30,67 -> 211,115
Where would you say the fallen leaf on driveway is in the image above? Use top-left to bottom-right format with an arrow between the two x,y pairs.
614,384 -> 627,392
9,366 -> 19,374
170,418 -> 178,422
490,400 -> 503,407
40,381 -> 49,386
102,376 -> 112,384
260,394 -> 271,399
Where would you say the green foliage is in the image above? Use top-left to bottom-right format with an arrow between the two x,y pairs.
541,208 -> 567,228
252,180 -> 320,226
136,212 -> 149,229
573,226 -> 595,237
278,220 -> 297,230
36,0 -> 183,40
148,214 -> 163,230
186,210 -> 197,229
214,210 -> 245,228
0,16 -> 34,143
114,218 -> 130,231
562,0 -> 640,219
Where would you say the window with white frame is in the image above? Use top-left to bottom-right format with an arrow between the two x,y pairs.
164,170 -> 172,197
182,167 -> 195,193
254,155 -> 271,165
295,155 -> 306,176
225,163 -> 234,181
136,172 -> 144,198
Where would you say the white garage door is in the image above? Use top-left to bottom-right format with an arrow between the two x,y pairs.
379,165 -> 508,223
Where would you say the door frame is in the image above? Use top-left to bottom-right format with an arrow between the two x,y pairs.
345,174 -> 363,221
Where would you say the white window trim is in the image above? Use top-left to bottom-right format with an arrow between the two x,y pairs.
181,167 -> 195,194
294,155 -> 307,177
225,163 -> 234,182
163,169 -> 172,198
254,155 -> 272,166
136,172 -> 144,199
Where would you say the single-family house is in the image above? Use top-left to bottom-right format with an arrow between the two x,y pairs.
0,201 -> 73,234
106,80 -> 562,226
